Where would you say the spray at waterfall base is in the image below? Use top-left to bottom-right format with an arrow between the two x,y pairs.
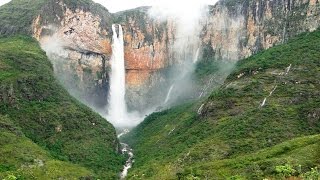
105,24 -> 146,128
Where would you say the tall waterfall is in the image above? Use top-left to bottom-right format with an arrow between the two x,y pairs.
107,24 -> 127,126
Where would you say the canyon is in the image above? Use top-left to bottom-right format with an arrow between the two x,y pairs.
0,0 -> 320,179
12,0 -> 317,116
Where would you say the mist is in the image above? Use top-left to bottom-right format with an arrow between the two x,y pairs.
146,1 -> 212,107
37,0 -> 245,129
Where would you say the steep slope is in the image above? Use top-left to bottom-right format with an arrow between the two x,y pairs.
0,0 -> 112,37
203,0 -> 320,60
0,0 -> 114,109
0,115 -> 94,179
123,29 -> 320,179
0,0 -> 47,35
0,36 -> 124,179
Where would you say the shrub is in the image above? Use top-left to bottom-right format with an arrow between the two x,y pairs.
275,164 -> 296,178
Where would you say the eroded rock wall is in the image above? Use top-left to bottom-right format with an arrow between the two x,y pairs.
32,0 -> 113,108
23,0 -> 320,113
202,0 -> 320,61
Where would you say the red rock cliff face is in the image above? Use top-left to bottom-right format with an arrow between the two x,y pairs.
28,0 -> 320,112
113,0 -> 320,111
119,0 -> 320,66
115,8 -> 176,88
114,8 -> 178,111
32,0 -> 114,109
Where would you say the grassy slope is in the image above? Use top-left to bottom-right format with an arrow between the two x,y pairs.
124,30 -> 320,179
0,0 -> 46,35
0,115 -> 94,179
0,36 -> 124,179
0,0 -> 113,36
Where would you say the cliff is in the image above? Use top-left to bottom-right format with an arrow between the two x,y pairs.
116,0 -> 320,111
113,7 -> 175,111
0,0 -> 114,109
1,0 -> 319,113
202,0 -> 320,61
32,0 -> 114,108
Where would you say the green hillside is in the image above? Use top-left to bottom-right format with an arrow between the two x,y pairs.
0,0 -> 46,35
0,115 -> 94,179
123,29 -> 320,179
0,36 -> 124,179
0,0 -> 112,36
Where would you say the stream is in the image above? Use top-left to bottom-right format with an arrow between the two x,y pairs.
118,129 -> 134,179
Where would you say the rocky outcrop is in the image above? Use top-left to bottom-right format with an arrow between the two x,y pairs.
31,0 -> 114,108
202,0 -> 320,61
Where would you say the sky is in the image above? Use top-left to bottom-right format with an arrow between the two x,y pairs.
0,0 -> 218,13
0,0 -> 10,7
93,0 -> 217,13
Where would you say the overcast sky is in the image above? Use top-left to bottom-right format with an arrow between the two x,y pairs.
0,0 -> 10,7
93,0 -> 217,13
0,0 -> 218,13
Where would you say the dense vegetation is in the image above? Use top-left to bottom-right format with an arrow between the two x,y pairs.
1,0 -> 319,179
123,29 -> 320,179
0,0 -> 46,35
0,36 -> 124,179
0,0 -> 113,36
0,115 -> 94,179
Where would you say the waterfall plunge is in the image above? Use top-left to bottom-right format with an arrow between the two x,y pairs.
107,24 -> 128,127
107,24 -> 147,128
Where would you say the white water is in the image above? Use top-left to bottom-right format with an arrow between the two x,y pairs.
259,64 -> 292,108
164,84 -> 174,104
118,130 -> 134,179
107,26 -> 136,179
193,48 -> 200,64
285,64 -> 292,75
117,129 -> 130,138
269,85 -> 278,96
119,142 -> 134,179
168,127 -> 176,135
197,103 -> 205,115
107,24 -> 128,127
260,98 -> 267,107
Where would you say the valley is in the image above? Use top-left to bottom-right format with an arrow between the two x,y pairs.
0,0 -> 319,179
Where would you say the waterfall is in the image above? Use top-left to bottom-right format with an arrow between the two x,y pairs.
260,98 -> 267,107
285,64 -> 292,75
164,84 -> 175,104
193,48 -> 200,64
107,24 -> 127,126
197,103 -> 204,115
108,25 -> 135,178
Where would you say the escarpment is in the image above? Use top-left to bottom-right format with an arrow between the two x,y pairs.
1,0 -> 319,113
202,0 -> 320,61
